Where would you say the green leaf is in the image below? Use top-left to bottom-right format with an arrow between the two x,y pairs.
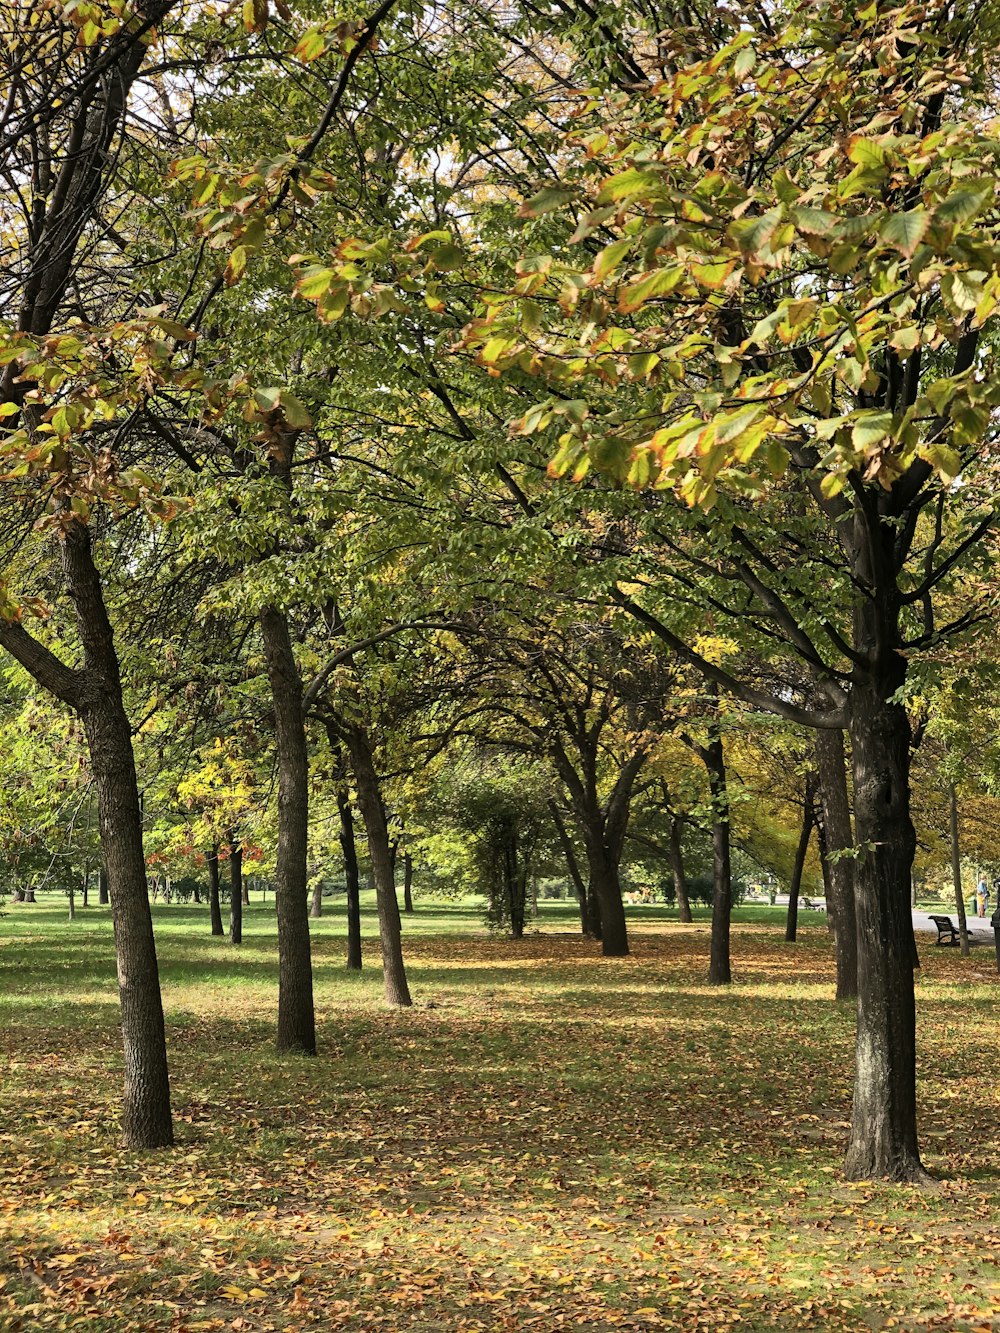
851,410 -> 893,450
279,391 -> 312,430
593,239 -> 632,282
518,186 -> 575,218
933,180 -> 993,226
618,266 -> 683,313
596,168 -> 662,205
879,208 -> 928,259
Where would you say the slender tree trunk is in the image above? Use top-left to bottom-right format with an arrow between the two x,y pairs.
403,852 -> 414,914
82,867 -> 89,907
81,696 -> 173,1147
228,834 -> 244,946
99,867 -> 109,905
207,845 -> 224,937
68,883 -> 75,921
242,879 -> 250,906
843,662 -> 926,1183
550,800 -> 590,934
949,783 -> 970,958
337,782 -> 363,971
701,734 -> 732,985
58,521 -> 173,1150
785,782 -> 814,943
343,721 -> 411,1005
814,727 -> 858,1001
192,881 -> 201,904
258,608 -> 315,1054
310,882 -> 323,918
668,815 -> 692,923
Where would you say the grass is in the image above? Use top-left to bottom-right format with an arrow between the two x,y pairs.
1,892 -> 999,1331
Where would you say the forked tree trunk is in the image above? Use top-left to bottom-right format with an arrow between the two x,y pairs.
343,721 -> 411,1005
948,783 -> 970,957
207,845 -> 224,936
843,667 -> 926,1183
785,781 -> 814,943
228,834 -> 244,946
337,782 -> 363,971
814,727 -> 858,1000
668,814 -> 692,923
582,834 -> 628,956
259,607 -> 315,1053
403,853 -> 414,914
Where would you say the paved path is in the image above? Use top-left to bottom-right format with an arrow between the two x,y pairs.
913,909 -> 994,944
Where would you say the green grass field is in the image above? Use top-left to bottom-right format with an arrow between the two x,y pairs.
2,894 -> 999,1332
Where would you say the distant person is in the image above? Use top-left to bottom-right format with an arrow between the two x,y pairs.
977,877 -> 988,918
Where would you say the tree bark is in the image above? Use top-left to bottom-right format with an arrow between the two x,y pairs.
785,780 -> 814,943
668,814 -> 692,923
310,882 -> 323,918
259,607 -> 315,1053
337,781 -> 363,971
696,731 -> 732,985
343,720 -> 411,1005
814,728 -> 859,1001
228,833 -> 244,946
99,866 -> 109,905
403,852 -> 414,914
948,783 -> 970,957
843,665 -> 926,1183
581,831 -> 628,955
207,845 -> 224,937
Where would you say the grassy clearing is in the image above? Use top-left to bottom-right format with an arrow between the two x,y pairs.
1,894 -> 999,1332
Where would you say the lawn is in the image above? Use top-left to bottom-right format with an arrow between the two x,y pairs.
1,894 -> 999,1332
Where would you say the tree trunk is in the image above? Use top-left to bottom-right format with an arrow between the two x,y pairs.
701,734 -> 732,985
843,666 -> 926,1183
242,879 -> 250,906
814,728 -> 859,1000
668,815 -> 692,923
81,695 -> 173,1148
192,881 -> 201,904
583,837 -> 628,956
82,867 -> 89,907
550,800 -> 590,935
403,853 -> 414,914
343,721 -> 411,1005
207,845 -> 224,937
949,783 -> 970,958
785,782 -> 814,943
258,607 -> 315,1054
229,834 -> 244,946
337,782 -> 363,971
99,866 -> 109,905
586,881 -> 602,940
310,882 -> 323,918
61,520 -> 172,1149
68,883 -> 75,921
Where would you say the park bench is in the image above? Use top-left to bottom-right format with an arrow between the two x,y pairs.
928,914 -> 960,947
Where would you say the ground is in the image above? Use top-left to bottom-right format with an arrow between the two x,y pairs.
2,895 -> 1000,1332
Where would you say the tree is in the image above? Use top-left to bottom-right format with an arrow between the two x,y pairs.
469,0 -> 1000,1180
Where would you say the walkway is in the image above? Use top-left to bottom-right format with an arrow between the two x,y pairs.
913,909 -> 994,945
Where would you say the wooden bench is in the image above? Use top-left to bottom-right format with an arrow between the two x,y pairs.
928,914 -> 960,946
